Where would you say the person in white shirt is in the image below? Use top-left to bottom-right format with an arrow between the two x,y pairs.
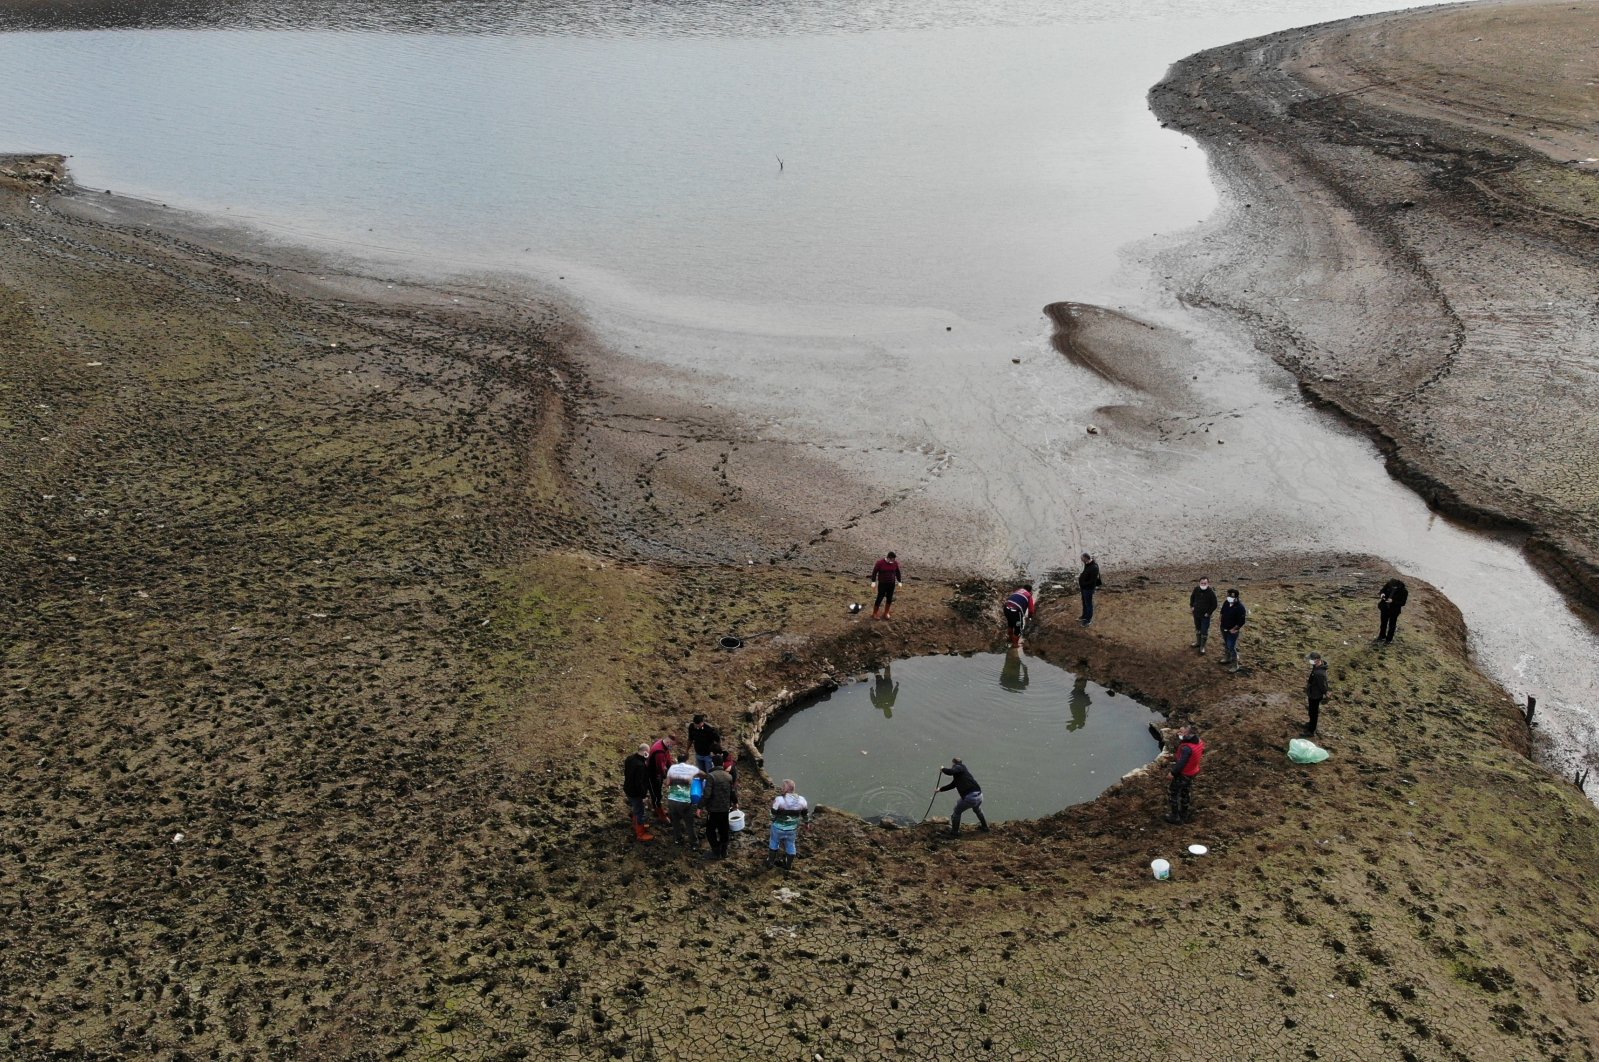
767,779 -> 810,871
664,752 -> 705,848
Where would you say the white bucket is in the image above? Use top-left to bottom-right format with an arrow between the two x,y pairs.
1151,858 -> 1171,880
728,809 -> 746,833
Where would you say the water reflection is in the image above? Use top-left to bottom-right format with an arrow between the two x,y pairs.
762,653 -> 1164,823
1067,674 -> 1089,732
869,665 -> 899,718
999,650 -> 1029,693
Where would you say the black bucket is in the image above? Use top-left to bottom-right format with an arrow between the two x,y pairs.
719,636 -> 744,650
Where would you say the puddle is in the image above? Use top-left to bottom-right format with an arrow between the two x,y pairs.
759,652 -> 1165,824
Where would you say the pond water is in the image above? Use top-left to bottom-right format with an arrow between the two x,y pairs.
759,653 -> 1164,824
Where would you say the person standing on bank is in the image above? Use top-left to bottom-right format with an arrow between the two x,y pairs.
1002,583 -> 1036,649
687,713 -> 720,775
664,751 -> 705,848
1377,578 -> 1409,643
871,551 -> 903,620
767,779 -> 810,871
936,757 -> 990,836
1305,653 -> 1329,736
1165,724 -> 1205,825
1078,553 -> 1102,627
702,759 -> 737,860
646,735 -> 676,823
622,743 -> 655,843
1218,588 -> 1247,672
1189,576 -> 1218,655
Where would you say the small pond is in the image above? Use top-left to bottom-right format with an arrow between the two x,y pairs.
760,652 -> 1165,825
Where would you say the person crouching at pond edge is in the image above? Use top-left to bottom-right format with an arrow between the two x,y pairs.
768,779 -> 810,872
1166,724 -> 1204,825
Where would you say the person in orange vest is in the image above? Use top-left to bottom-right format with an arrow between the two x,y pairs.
1165,724 -> 1204,825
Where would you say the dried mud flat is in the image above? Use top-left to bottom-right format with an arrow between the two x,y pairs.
4,24 -> 1599,1053
1148,0 -> 1599,614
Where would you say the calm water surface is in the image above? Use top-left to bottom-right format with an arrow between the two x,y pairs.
760,653 -> 1164,823
1,0 -> 1594,788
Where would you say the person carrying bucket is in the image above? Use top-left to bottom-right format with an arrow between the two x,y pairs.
936,757 -> 989,836
702,759 -> 737,860
1002,583 -> 1036,649
767,779 -> 810,871
664,750 -> 705,848
1165,724 -> 1204,825
622,743 -> 655,843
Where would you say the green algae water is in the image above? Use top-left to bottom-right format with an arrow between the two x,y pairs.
760,652 -> 1164,824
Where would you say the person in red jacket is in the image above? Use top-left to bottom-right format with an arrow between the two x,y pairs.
871,551 -> 903,619
646,736 -> 677,823
1165,724 -> 1205,825
1002,584 -> 1036,649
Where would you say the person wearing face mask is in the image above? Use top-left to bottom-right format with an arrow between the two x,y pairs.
1218,589 -> 1248,672
1189,576 -> 1218,655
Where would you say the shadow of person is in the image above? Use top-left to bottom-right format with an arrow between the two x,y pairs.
1066,674 -> 1090,732
869,665 -> 899,718
999,649 -> 1030,693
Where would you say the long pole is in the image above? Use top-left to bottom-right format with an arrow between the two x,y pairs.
920,770 -> 943,823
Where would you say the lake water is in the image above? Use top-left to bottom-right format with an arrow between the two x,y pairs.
1,0 -> 1594,790
760,653 -> 1165,823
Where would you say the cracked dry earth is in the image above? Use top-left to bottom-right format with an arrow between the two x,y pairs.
2,159 -> 1599,1060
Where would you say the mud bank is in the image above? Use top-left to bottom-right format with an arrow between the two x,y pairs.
3,156 -> 1599,1058
1148,0 -> 1599,615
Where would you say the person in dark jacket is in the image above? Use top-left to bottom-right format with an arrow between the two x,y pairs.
1189,577 -> 1218,655
1377,578 -> 1409,643
1218,589 -> 1247,672
936,757 -> 989,836
622,743 -> 655,843
1165,724 -> 1205,824
871,551 -> 903,620
1305,653 -> 1329,735
1002,584 -> 1036,649
687,714 -> 720,775
701,762 -> 737,859
1078,553 -> 1102,626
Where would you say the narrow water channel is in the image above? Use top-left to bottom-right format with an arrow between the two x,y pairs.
760,653 -> 1165,824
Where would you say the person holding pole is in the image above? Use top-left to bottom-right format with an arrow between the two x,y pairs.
935,757 -> 989,837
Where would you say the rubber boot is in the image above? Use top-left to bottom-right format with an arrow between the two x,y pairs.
883,609 -> 891,620
1197,631 -> 1207,655
655,803 -> 669,823
633,821 -> 654,842
781,852 -> 794,872
871,608 -> 880,619
976,809 -> 990,832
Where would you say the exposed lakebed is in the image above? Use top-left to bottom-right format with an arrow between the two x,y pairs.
759,652 -> 1165,824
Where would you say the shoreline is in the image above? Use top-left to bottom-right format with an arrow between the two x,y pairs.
5,4 -> 1599,1050
1148,0 -> 1599,618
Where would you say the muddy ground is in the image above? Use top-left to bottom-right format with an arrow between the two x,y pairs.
1148,0 -> 1599,614
2,148 -> 1598,1060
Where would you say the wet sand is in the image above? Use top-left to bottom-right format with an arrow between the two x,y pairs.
4,139 -> 1599,1058
1149,0 -> 1599,614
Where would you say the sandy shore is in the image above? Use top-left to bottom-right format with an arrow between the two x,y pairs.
2,139 -> 1599,1059
1149,0 -> 1599,614
8,0 -> 1599,1049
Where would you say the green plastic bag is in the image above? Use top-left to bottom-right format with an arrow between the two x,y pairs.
1288,738 -> 1330,764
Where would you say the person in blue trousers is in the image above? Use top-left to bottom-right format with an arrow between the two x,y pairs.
1219,588 -> 1248,672
767,779 -> 810,871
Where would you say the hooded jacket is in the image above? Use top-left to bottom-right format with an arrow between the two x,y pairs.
1307,660 -> 1329,700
